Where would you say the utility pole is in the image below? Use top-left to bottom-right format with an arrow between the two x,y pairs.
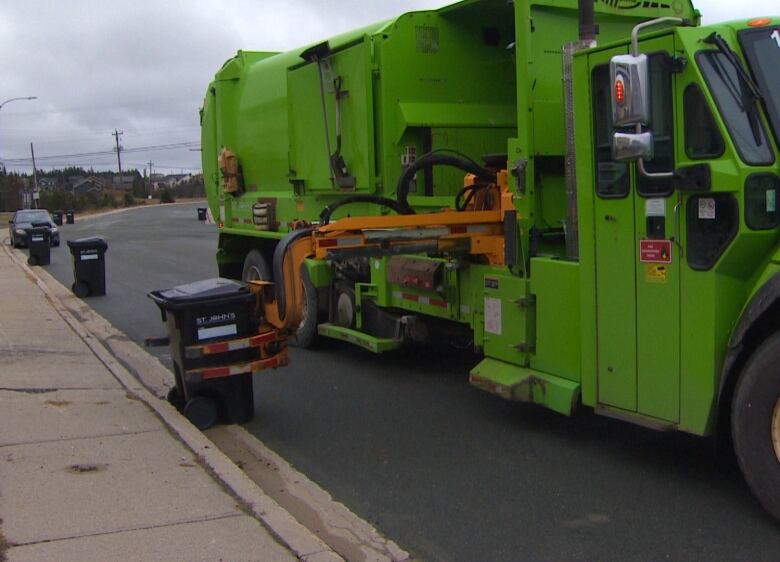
30,142 -> 39,209
112,129 -> 123,188
148,160 -> 153,198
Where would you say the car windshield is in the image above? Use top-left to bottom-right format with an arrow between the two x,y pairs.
15,211 -> 50,223
740,26 -> 780,148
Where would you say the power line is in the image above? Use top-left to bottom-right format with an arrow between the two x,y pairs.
0,140 -> 199,164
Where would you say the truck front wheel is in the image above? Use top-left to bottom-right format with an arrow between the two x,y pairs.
732,332 -> 780,522
241,248 -> 318,349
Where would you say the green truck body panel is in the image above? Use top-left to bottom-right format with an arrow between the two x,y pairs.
203,0 -> 780,438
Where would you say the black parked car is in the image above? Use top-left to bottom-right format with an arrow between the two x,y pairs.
8,209 -> 61,248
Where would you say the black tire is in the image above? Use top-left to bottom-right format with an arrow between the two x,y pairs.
241,248 -> 319,349
166,386 -> 185,411
291,266 -> 318,349
732,332 -> 780,523
184,396 -> 219,430
241,249 -> 271,282
72,281 -> 91,298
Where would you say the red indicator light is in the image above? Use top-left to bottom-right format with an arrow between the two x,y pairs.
747,18 -> 771,27
615,78 -> 625,104
318,238 -> 338,248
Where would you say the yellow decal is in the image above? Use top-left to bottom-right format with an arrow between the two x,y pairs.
645,264 -> 668,284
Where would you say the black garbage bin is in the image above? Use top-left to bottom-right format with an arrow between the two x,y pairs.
52,210 -> 63,226
26,227 -> 51,266
65,209 -> 75,224
149,278 -> 257,429
66,237 -> 108,297
197,207 -> 207,221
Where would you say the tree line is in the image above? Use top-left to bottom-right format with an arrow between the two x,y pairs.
0,167 -> 204,212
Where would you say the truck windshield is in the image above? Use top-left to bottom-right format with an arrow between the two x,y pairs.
740,26 -> 780,149
697,50 -> 774,165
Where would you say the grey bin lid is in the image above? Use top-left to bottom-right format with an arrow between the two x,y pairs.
67,237 -> 108,251
148,278 -> 252,312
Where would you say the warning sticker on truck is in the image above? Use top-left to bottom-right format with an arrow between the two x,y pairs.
645,264 -> 668,283
485,297 -> 502,336
639,240 -> 672,264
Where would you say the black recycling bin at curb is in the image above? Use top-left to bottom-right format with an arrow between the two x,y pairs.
52,210 -> 63,226
65,209 -> 75,224
149,278 -> 257,430
67,237 -> 108,297
26,227 -> 51,266
197,207 -> 207,221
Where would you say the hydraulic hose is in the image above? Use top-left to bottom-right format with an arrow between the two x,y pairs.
319,195 -> 412,226
273,227 -> 315,323
396,154 -> 497,214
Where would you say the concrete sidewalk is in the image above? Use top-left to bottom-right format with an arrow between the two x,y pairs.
0,245 -> 341,561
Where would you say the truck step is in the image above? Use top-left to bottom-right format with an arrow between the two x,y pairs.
317,323 -> 402,353
469,358 -> 580,416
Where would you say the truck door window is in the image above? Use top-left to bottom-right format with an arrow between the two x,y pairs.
684,84 -> 725,159
745,173 -> 780,230
637,53 -> 674,197
592,64 -> 629,198
697,50 -> 774,166
686,193 -> 739,270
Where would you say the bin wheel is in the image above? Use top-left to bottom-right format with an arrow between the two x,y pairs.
732,332 -> 780,523
27,256 -> 38,266
72,281 -> 91,298
166,386 -> 185,411
184,396 -> 219,430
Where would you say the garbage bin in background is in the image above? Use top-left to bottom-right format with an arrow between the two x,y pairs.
197,207 -> 207,221
65,210 -> 75,224
26,227 -> 51,266
148,278 -> 260,429
66,237 -> 108,297
52,211 -> 63,226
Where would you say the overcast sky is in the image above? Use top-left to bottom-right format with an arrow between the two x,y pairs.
0,0 -> 769,176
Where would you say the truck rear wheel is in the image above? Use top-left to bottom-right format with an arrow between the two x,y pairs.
732,332 -> 780,522
241,249 -> 318,349
242,249 -> 271,282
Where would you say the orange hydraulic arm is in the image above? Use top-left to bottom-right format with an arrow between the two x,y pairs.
251,169 -> 515,334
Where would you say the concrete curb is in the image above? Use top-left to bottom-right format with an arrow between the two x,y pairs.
2,243 -> 343,562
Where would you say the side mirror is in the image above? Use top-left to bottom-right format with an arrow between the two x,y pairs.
610,54 -> 649,127
612,131 -> 654,162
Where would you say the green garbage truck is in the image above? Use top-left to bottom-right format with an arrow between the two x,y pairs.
201,0 -> 780,521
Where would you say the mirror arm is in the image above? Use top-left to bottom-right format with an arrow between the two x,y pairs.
637,158 -> 675,178
631,17 -> 686,56
634,123 -> 674,178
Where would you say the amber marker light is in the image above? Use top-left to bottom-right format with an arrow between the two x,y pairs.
747,18 -> 771,27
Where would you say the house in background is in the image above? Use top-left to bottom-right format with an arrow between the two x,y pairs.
111,174 -> 135,190
37,178 -> 57,191
67,176 -> 105,196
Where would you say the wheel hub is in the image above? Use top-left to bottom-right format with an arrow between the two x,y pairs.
773,397 -> 780,464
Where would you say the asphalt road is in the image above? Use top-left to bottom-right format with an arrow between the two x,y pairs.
42,202 -> 780,561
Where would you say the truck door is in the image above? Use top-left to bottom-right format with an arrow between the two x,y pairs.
591,37 -> 680,423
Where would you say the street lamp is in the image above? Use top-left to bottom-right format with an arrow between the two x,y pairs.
0,96 -> 37,210
0,96 -> 37,111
